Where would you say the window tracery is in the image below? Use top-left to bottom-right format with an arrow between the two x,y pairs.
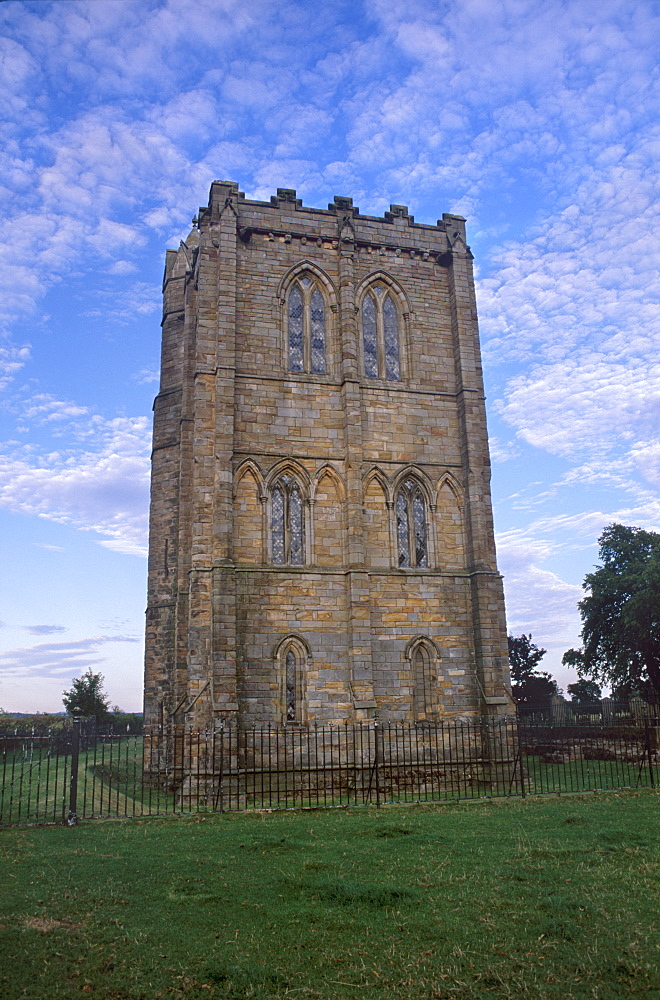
396,479 -> 428,568
271,474 -> 305,565
287,275 -> 326,374
361,284 -> 401,380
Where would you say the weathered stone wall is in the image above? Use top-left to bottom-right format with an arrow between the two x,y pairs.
144,181 -> 513,731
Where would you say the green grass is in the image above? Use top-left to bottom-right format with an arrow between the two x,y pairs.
1,790 -> 659,999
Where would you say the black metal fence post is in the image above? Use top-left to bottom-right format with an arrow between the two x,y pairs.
515,718 -> 526,798
645,722 -> 655,788
67,711 -> 81,826
374,721 -> 380,808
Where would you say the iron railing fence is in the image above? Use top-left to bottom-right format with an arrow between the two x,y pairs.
517,700 -> 659,725
1,718 -> 657,827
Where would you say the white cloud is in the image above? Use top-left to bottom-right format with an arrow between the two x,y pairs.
0,344 -> 30,389
23,625 -> 67,635
84,280 -> 161,322
488,436 -> 520,463
496,359 -> 660,462
0,413 -> 151,556
132,368 -> 160,385
496,528 -> 584,689
630,442 -> 660,491
0,635 -> 138,681
107,260 -> 137,276
0,36 -> 42,117
20,394 -> 89,425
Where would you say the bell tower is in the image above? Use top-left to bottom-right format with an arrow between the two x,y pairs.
144,181 -> 513,731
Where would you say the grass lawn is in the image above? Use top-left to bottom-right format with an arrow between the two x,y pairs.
1,790 -> 659,999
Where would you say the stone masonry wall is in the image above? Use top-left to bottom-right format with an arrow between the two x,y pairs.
143,181 -> 513,731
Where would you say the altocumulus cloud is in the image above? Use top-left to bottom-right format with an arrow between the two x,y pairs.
0,0 -> 657,698
0,413 -> 151,556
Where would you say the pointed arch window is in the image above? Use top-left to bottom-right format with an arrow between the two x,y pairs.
411,642 -> 437,720
396,479 -> 428,568
361,284 -> 400,380
271,475 -> 305,565
288,276 -> 326,374
285,649 -> 297,720
277,637 -> 309,724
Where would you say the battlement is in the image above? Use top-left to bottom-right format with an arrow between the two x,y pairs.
194,180 -> 468,250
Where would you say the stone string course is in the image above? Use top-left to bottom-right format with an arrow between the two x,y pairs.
144,181 -> 513,731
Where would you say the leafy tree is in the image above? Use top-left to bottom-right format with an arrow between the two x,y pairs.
566,679 -> 601,704
508,633 -> 559,705
562,524 -> 660,701
62,669 -> 110,720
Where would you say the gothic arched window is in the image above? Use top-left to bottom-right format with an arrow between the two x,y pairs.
411,642 -> 437,719
277,637 -> 308,724
396,479 -> 428,568
271,475 -> 305,565
285,648 -> 297,721
361,284 -> 400,380
288,276 -> 326,374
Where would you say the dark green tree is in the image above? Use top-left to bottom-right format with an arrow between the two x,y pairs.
62,669 -> 110,721
566,679 -> 601,704
562,524 -> 660,701
508,633 -> 559,705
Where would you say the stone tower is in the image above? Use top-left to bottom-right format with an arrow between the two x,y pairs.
144,181 -> 512,731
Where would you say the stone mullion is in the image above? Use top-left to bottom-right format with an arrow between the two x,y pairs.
306,497 -> 315,565
403,494 -> 413,568
283,490 -> 290,564
428,502 -> 438,569
259,494 -> 268,564
386,499 -> 397,569
337,233 -> 376,715
376,297 -> 385,379
446,229 -> 511,715
302,283 -> 311,373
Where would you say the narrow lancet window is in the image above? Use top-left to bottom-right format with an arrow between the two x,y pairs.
288,286 -> 304,372
361,284 -> 401,380
396,492 -> 411,567
310,288 -> 326,374
383,294 -> 401,380
412,644 -> 436,719
289,483 -> 304,565
271,487 -> 286,564
285,650 -> 296,720
271,475 -> 305,565
362,293 -> 378,377
396,479 -> 428,568
287,275 -> 327,374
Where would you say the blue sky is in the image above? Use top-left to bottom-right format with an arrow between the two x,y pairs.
0,0 -> 658,713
